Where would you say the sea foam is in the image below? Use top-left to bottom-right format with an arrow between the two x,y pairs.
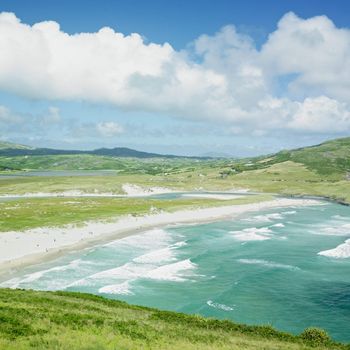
243,212 -> 283,223
207,300 -> 234,311
317,223 -> 350,236
237,259 -> 300,270
0,259 -> 88,289
318,239 -> 350,259
99,281 -> 132,295
145,259 -> 197,282
231,227 -> 273,241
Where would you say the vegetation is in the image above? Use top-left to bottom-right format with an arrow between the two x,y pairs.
0,194 -> 271,232
0,288 -> 348,350
1,138 -> 349,349
301,328 -> 332,346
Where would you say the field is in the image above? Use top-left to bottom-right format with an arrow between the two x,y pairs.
0,194 -> 271,232
1,138 -> 350,204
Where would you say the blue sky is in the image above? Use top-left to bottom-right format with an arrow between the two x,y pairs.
0,0 -> 350,156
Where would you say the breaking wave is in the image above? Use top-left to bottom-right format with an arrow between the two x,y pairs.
231,227 -> 273,241
237,259 -> 300,271
207,300 -> 234,311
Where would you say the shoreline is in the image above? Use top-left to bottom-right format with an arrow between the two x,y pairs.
0,197 -> 321,281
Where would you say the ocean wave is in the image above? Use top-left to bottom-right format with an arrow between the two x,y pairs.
133,241 -> 186,264
207,300 -> 234,311
68,257 -> 197,289
133,247 -> 176,264
231,227 -> 273,241
272,223 -> 285,228
332,215 -> 350,221
243,213 -> 283,223
313,223 -> 350,236
104,228 -> 172,250
0,259 -> 89,288
283,210 -> 297,215
145,259 -> 197,282
237,259 -> 300,270
99,281 -> 133,295
318,239 -> 350,259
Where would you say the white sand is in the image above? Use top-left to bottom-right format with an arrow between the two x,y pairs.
0,198 -> 320,275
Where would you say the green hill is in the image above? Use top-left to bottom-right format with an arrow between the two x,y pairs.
0,289 -> 347,350
0,141 -> 33,150
0,137 -> 349,203
215,137 -> 350,203
228,137 -> 350,177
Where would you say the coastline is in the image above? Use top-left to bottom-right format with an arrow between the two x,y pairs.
0,197 -> 320,281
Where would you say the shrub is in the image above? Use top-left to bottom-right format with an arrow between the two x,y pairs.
300,327 -> 331,345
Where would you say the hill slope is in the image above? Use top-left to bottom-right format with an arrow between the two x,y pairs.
0,137 -> 349,203
229,137 -> 350,177
0,289 -> 347,350
0,141 -> 33,150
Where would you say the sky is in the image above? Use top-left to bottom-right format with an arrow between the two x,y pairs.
0,0 -> 350,156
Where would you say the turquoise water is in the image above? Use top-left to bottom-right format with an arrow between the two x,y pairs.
2,202 -> 350,342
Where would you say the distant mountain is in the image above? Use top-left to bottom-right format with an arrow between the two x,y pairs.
201,151 -> 233,158
0,142 -> 208,159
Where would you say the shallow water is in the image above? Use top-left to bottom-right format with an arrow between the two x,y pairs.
2,202 -> 350,342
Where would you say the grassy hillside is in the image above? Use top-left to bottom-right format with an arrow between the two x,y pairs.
0,289 -> 347,350
0,137 -> 349,204
228,137 -> 350,177
0,194 -> 271,232
0,154 -> 219,173
0,141 -> 33,150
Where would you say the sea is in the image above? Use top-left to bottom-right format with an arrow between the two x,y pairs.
2,201 -> 350,342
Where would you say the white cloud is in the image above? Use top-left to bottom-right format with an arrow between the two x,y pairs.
288,96 -> 350,133
0,12 -> 350,134
96,121 -> 124,137
261,12 -> 350,101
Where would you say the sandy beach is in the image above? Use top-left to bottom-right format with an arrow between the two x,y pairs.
0,197 -> 320,279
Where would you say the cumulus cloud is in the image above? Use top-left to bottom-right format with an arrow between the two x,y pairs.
96,121 -> 124,137
261,12 -> 350,101
0,11 -> 350,134
288,96 -> 350,133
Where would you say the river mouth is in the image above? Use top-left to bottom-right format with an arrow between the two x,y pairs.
2,201 -> 350,342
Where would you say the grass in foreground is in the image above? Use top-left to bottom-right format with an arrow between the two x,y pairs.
0,288 -> 348,350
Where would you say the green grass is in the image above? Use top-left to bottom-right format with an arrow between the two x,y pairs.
0,194 -> 272,232
0,288 -> 348,350
224,161 -> 350,203
0,154 -> 226,174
